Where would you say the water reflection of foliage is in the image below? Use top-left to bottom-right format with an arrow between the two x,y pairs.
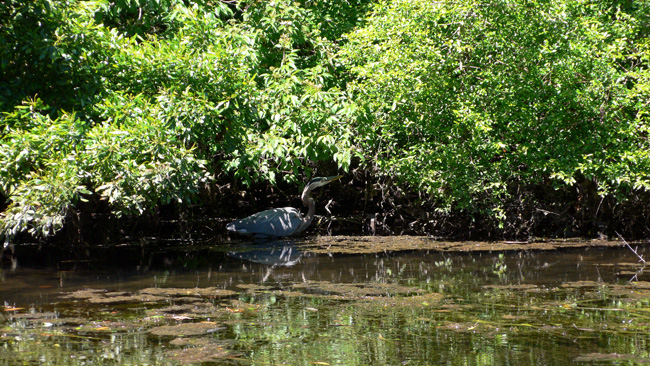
4,250 -> 650,365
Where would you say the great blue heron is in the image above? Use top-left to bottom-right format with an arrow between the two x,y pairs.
227,175 -> 342,237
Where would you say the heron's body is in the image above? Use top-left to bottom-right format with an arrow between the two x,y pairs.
226,207 -> 309,237
227,176 -> 342,237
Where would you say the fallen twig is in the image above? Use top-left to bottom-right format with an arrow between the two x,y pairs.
616,231 -> 645,264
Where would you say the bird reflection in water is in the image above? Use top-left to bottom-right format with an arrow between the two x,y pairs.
227,239 -> 303,267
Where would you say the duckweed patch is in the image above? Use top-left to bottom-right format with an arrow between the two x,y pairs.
149,322 -> 225,337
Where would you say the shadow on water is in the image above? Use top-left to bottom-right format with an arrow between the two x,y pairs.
2,237 -> 650,365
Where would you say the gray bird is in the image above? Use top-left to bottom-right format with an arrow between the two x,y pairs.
227,175 -> 342,237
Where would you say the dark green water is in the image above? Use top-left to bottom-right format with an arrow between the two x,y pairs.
2,239 -> 650,365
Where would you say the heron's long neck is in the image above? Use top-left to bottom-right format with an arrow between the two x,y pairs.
301,187 -> 316,226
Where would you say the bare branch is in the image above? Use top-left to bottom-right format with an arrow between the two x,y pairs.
616,231 -> 645,264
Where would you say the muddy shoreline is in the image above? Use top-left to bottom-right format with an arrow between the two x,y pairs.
303,236 -> 630,254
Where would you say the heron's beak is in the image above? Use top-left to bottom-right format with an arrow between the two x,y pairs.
325,175 -> 343,183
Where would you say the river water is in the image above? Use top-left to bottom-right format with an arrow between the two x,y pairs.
1,237 -> 649,365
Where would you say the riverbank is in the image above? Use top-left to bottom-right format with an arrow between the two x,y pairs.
303,236 -> 629,254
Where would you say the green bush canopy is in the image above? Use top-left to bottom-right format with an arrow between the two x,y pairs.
1,0 -> 649,241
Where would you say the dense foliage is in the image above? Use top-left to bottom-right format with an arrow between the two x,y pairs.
340,0 -> 650,227
1,0 -> 649,241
